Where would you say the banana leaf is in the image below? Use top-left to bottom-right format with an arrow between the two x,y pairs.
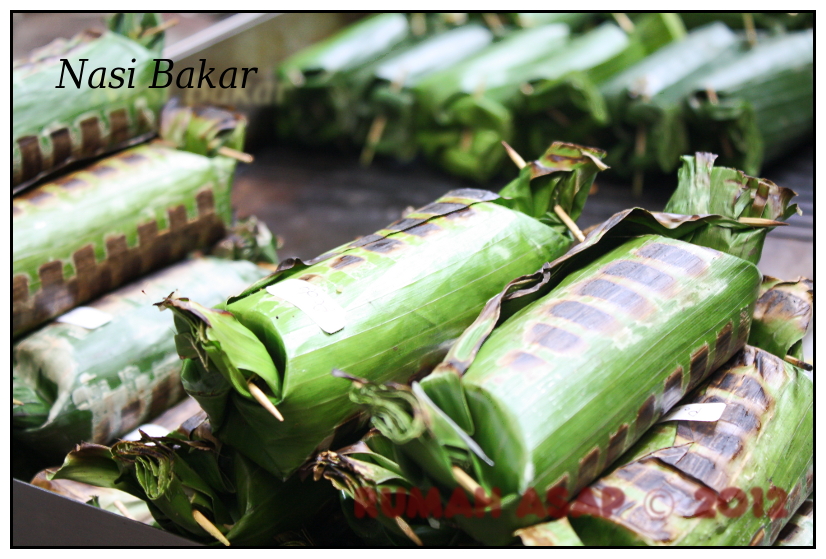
13,257 -> 270,460
342,154 -> 798,544
600,23 -> 740,176
563,278 -> 813,545
517,15 -> 686,158
414,24 -> 570,182
509,13 -> 593,30
12,103 -> 245,337
775,496 -> 813,547
681,12 -> 813,32
276,13 -> 414,145
353,24 -> 495,161
50,413 -> 335,546
664,152 -> 799,264
210,216 -> 280,265
13,13 -> 167,192
313,429 -> 471,546
684,30 -> 813,176
157,143 -> 606,480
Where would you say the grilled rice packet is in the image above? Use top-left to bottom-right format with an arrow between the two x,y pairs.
13,102 -> 248,337
13,13 -> 167,192
339,153 -> 797,545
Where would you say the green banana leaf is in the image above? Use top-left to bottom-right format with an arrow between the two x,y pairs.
13,257 -> 270,460
664,152 -> 799,264
159,98 -> 247,156
684,30 -> 813,176
12,103 -> 245,338
749,277 -> 813,361
600,23 -> 740,176
414,24 -> 570,182
775,496 -> 813,546
210,216 -> 280,265
518,15 -> 686,158
522,277 -> 813,546
354,24 -> 495,161
13,13 -> 167,192
681,12 -> 813,32
50,414 -> 335,546
157,144 -> 606,480
342,154 -> 798,545
276,13 -> 414,145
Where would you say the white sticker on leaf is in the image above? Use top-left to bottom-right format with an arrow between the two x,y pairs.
266,279 -> 345,334
659,403 -> 726,423
55,306 -> 113,330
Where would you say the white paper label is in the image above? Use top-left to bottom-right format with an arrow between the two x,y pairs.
56,306 -> 113,330
659,403 -> 726,423
266,279 -> 345,334
121,424 -> 169,441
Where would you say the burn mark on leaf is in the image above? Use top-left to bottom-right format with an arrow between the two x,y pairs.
500,350 -> 546,372
119,152 -> 150,165
330,255 -> 365,270
688,344 -> 710,390
50,128 -> 72,166
361,237 -> 405,254
444,207 -> 476,221
418,202 -> 465,215
749,528 -> 766,546
717,374 -> 770,410
713,322 -> 733,369
348,234 -> 384,249
385,217 -> 425,232
662,367 -> 684,411
670,452 -> 718,487
444,188 -> 498,201
637,243 -> 706,275
58,178 -> 88,191
405,222 -> 442,237
719,401 -> 760,432
636,395 -> 657,434
577,279 -> 649,314
578,448 -> 601,487
603,260 -> 674,292
89,165 -> 118,178
526,323 -> 584,353
606,424 -> 629,466
547,300 -> 615,331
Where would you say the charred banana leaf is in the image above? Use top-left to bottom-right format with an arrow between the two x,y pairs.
158,144 -> 605,480
50,414 -> 334,546
13,258 -> 269,459
354,24 -> 494,162
684,30 -> 813,176
775,496 -> 813,547
345,155 -> 797,545
12,104 -> 246,337
518,15 -> 686,158
276,13 -> 414,146
564,279 -> 813,545
13,13 -> 167,192
414,24 -> 570,182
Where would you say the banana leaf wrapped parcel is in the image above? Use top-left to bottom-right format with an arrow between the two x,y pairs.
342,154 -> 797,545
13,257 -> 270,459
517,15 -> 686,158
12,103 -> 246,338
685,29 -> 813,176
276,13 -> 414,146
13,13 -> 167,192
556,278 -> 813,546
775,496 -> 813,547
158,143 -> 606,480
599,23 -> 740,179
413,24 -> 570,182
353,24 -> 494,162
50,411 -> 334,546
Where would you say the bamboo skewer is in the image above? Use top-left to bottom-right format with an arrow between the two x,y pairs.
784,355 -> 813,371
13,399 -> 24,406
410,13 -> 427,36
394,516 -> 424,546
360,71 -> 407,167
482,13 -> 505,35
192,509 -> 231,546
141,18 -> 179,38
612,13 -> 636,34
451,465 -> 491,506
217,146 -> 254,163
742,13 -> 758,47
502,141 -> 527,169
248,379 -> 284,422
737,217 -> 787,227
113,500 -> 136,521
554,205 -> 586,242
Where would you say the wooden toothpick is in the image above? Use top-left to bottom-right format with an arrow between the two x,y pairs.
248,379 -> 284,422
141,18 -> 179,38
554,205 -> 586,243
217,146 -> 254,163
192,509 -> 231,546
